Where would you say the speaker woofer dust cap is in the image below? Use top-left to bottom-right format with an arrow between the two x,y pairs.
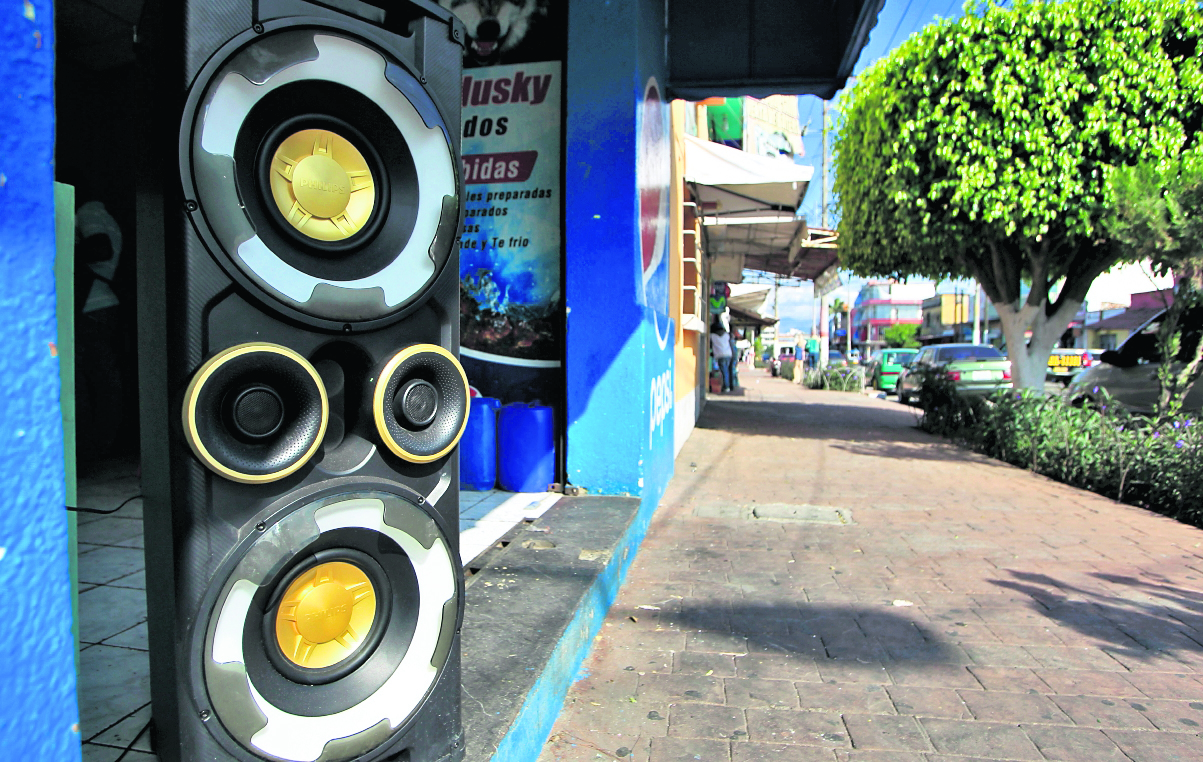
183,343 -> 328,484
274,560 -> 377,669
270,128 -> 375,242
373,345 -> 468,463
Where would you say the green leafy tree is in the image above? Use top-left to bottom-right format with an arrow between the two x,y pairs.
1107,151 -> 1203,417
834,0 -> 1203,389
882,323 -> 920,348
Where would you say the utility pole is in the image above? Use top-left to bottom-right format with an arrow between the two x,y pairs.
821,100 -> 829,229
846,285 -> 853,358
973,282 -> 982,344
773,277 -> 780,356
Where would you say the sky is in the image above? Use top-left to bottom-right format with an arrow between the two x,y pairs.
765,0 -> 972,334
763,0 -> 1167,334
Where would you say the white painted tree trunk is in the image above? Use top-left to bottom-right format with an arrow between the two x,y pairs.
993,297 -> 1082,391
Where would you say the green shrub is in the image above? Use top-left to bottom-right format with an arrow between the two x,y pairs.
918,376 -> 1203,527
780,357 -> 797,381
801,366 -> 866,391
825,367 -> 865,392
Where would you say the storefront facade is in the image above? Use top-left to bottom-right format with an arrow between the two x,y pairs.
1,0 -> 883,754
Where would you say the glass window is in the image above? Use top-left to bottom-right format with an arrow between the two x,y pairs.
935,346 -> 1003,362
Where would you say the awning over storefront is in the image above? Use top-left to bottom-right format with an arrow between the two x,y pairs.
729,303 -> 777,328
683,134 -> 838,282
667,0 -> 886,100
682,134 -> 813,217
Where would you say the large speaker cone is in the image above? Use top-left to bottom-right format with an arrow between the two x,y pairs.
183,343 -> 328,483
203,489 -> 459,762
373,345 -> 468,463
184,29 -> 460,326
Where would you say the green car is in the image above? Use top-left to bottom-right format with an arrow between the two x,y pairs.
868,348 -> 918,392
897,344 -> 1013,406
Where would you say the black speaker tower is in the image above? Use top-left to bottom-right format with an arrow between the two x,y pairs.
135,2 -> 467,760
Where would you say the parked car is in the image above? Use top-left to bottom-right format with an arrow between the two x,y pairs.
868,348 -> 919,392
896,344 -> 1012,406
827,350 -> 848,368
1065,307 -> 1203,414
1047,348 -> 1104,386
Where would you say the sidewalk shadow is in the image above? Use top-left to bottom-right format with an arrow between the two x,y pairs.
992,570 -> 1203,659
827,439 -> 999,465
619,598 -> 963,665
698,400 -> 922,442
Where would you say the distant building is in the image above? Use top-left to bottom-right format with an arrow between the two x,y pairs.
851,280 -> 933,354
1083,289 -> 1173,349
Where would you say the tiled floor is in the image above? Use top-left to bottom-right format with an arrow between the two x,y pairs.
74,470 -> 558,761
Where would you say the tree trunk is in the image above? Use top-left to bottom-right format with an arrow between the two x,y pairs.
994,297 -> 1082,391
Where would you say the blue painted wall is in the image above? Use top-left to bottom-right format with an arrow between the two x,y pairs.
565,0 -> 675,501
0,1 -> 80,758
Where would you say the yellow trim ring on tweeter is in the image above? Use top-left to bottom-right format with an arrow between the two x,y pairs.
269,128 -> 375,241
182,342 -> 329,484
373,344 -> 469,464
274,561 -> 377,670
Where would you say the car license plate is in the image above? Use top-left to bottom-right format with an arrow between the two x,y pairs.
1050,356 -> 1080,367
971,370 -> 995,381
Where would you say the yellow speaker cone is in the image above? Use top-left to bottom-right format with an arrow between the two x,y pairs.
274,561 -> 377,669
270,129 -> 375,241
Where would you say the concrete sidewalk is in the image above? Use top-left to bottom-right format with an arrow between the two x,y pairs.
540,367 -> 1203,762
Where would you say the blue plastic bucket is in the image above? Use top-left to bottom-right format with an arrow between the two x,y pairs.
459,396 -> 499,491
497,403 -> 555,493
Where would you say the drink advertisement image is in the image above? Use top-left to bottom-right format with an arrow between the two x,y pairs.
459,61 -> 561,367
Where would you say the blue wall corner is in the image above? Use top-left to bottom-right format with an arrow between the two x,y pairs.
0,1 -> 81,758
565,0 -> 675,501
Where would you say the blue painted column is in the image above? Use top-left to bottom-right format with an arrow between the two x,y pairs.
565,0 -> 675,500
0,1 -> 80,758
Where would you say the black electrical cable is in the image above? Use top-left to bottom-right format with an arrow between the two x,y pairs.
66,493 -> 143,515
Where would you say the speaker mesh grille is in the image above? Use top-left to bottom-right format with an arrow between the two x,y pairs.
235,388 -> 284,437
396,380 -> 437,427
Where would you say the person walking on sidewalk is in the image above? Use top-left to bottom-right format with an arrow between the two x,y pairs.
710,321 -> 734,392
728,328 -> 742,390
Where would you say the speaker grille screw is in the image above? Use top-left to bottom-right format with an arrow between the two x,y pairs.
199,710 -> 211,721
185,200 -> 198,212
256,522 -> 266,532
253,23 -> 264,34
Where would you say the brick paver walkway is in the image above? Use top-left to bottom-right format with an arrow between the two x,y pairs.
539,367 -> 1203,762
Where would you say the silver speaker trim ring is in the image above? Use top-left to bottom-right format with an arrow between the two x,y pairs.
205,491 -> 458,762
191,30 -> 457,323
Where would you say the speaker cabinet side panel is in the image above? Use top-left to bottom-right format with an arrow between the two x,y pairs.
183,2 -> 254,85
140,3 -> 467,760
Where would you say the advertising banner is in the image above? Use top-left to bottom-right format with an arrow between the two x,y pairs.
459,60 -> 561,368
446,1 -> 567,413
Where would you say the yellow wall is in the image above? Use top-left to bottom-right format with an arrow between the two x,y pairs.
671,100 -> 703,405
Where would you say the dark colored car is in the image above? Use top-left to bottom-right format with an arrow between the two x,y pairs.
1065,307 -> 1203,414
897,343 -> 1012,406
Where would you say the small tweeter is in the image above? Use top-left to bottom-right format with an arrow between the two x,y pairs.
182,343 -> 328,483
373,345 -> 468,463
